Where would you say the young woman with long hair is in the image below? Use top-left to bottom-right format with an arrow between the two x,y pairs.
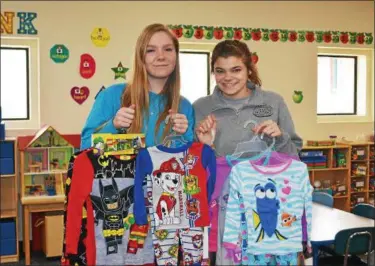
80,23 -> 194,150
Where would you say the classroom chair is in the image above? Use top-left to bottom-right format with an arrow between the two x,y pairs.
352,203 -> 375,220
318,227 -> 375,266
312,191 -> 334,207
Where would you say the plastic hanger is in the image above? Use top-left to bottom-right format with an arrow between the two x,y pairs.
161,114 -> 188,147
229,119 -> 276,161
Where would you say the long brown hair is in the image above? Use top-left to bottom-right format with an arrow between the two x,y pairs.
211,40 -> 262,86
122,23 -> 181,141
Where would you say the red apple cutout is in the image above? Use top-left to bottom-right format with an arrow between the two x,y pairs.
80,54 -> 96,79
71,86 -> 90,104
251,52 -> 259,64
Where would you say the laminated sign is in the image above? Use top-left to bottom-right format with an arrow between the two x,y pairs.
71,86 -> 90,105
50,44 -> 69,63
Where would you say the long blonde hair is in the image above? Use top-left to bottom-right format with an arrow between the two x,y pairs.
122,23 -> 181,141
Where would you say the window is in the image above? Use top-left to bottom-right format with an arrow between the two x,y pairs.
1,47 -> 30,120
179,51 -> 210,103
317,55 -> 357,115
317,47 -> 373,123
1,37 -> 39,130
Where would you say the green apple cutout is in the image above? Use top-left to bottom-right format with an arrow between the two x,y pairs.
293,90 -> 304,103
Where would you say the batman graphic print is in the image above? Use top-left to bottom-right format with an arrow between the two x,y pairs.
90,177 -> 134,255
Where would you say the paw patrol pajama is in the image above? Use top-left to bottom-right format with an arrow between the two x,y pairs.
133,142 -> 216,265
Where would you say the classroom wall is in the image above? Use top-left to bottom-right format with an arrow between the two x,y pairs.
2,1 -> 374,142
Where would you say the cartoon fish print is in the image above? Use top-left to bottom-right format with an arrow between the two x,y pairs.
252,178 -> 288,242
281,213 -> 297,227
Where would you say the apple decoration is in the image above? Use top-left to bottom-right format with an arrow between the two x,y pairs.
289,31 -> 298,42
323,32 -> 332,43
242,28 -> 251,40
365,33 -> 373,45
305,31 -> 315,43
183,25 -> 194,38
251,52 -> 259,65
269,30 -> 279,42
213,27 -> 223,40
292,91 -> 304,104
315,31 -> 324,43
233,28 -> 243,40
280,30 -> 288,42
340,32 -> 349,44
194,26 -> 204,39
204,26 -> 214,40
261,29 -> 270,41
171,25 -> 183,38
331,31 -> 340,43
251,29 -> 262,41
223,27 -> 234,40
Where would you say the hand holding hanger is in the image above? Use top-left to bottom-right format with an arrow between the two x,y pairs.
162,113 -> 188,147
252,120 -> 282,137
167,109 -> 189,135
113,104 -> 135,130
196,114 -> 216,146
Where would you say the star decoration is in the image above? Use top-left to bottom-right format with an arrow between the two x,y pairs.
111,62 -> 129,80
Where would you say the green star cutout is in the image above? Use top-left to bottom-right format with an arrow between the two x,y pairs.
111,62 -> 129,80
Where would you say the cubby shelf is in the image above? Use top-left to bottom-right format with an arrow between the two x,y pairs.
301,141 -> 375,212
0,139 -> 19,262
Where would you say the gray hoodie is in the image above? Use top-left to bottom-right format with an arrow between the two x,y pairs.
193,82 -> 302,157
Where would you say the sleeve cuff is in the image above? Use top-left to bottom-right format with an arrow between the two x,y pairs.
100,118 -> 118,133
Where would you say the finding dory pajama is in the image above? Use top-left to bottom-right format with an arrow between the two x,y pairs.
223,159 -> 313,262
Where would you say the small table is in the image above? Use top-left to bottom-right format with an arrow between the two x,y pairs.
311,203 -> 374,266
23,202 -> 64,265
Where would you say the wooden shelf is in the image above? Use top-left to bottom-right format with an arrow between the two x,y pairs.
303,144 -> 349,150
0,254 -> 19,263
21,195 -> 65,205
351,190 -> 368,194
334,195 -> 348,199
0,174 -> 16,178
0,209 -> 17,218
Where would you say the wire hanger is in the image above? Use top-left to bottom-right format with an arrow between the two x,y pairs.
229,119 -> 276,161
161,114 -> 188,147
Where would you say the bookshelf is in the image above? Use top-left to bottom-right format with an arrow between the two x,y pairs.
301,144 -> 351,211
301,142 -> 375,212
347,142 -> 374,210
0,139 -> 19,263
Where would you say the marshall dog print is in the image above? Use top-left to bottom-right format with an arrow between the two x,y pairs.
133,142 -> 216,265
133,141 -> 216,230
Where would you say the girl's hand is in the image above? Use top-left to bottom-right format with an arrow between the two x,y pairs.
113,104 -> 135,129
252,120 -> 282,137
168,110 -> 188,134
196,114 -> 216,145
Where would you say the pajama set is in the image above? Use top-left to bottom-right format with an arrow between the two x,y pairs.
223,158 -> 313,266
63,148 -> 154,265
134,142 -> 216,265
210,153 -> 307,265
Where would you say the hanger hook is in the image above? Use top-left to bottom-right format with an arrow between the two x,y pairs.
165,115 -> 171,124
244,119 -> 258,130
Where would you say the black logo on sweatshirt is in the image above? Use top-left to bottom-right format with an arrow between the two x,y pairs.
253,105 -> 273,117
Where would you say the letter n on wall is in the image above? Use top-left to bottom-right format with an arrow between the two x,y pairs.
1,12 -> 15,34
